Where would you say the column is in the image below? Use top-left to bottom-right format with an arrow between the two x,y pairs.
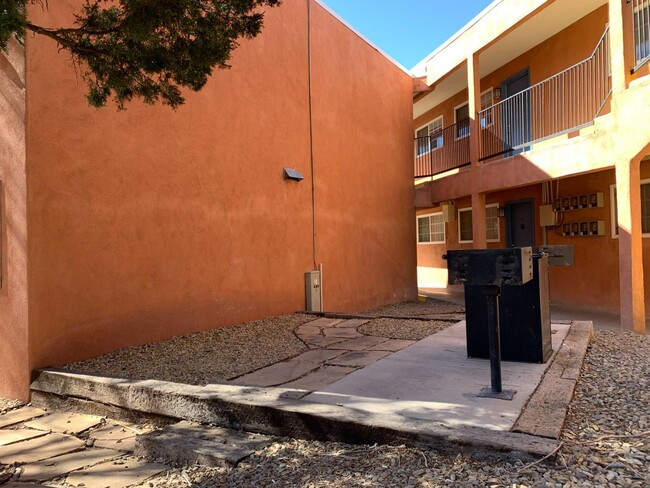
468,53 -> 487,248
615,157 -> 646,334
608,0 -> 627,98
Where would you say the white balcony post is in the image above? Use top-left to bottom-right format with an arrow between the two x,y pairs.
467,53 -> 487,248
609,0 -> 627,98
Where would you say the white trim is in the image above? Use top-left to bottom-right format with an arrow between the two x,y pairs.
313,0 -> 410,75
610,184 -> 618,238
417,212 -> 446,244
454,101 -> 470,140
458,207 -> 473,243
486,203 -> 500,242
480,88 -> 495,129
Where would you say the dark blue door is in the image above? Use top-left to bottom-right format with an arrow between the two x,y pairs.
501,69 -> 531,156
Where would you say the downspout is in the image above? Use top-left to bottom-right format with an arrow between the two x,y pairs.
307,0 -> 324,310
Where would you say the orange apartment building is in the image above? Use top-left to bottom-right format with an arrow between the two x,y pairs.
0,0 -> 417,400
413,0 -> 650,335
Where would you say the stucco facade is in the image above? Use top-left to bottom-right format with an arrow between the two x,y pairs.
0,0 -> 417,400
413,0 -> 650,334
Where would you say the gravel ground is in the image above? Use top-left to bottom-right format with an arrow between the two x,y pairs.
358,318 -> 452,341
63,301 -> 458,384
366,299 -> 464,317
64,314 -> 314,384
138,329 -> 649,487
0,397 -> 24,413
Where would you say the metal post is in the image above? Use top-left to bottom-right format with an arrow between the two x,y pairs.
484,285 -> 502,393
478,285 -> 516,400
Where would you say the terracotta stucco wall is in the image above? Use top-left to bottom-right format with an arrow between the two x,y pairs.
415,6 -> 609,131
17,0 -> 415,392
0,41 -> 29,399
310,4 -> 416,311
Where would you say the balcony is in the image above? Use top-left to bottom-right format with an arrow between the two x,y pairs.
414,26 -> 612,177
414,121 -> 471,178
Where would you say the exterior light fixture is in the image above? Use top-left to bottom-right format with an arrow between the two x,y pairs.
497,207 -> 506,217
283,168 -> 304,181
493,87 -> 501,99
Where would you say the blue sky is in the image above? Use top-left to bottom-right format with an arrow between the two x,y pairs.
321,1 -> 494,70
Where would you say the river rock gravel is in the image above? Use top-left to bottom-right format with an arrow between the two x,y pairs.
136,329 -> 649,487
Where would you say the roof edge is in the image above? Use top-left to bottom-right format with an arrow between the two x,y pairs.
314,0 -> 412,76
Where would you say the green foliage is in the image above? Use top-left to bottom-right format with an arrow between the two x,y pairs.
1,0 -> 281,108
0,1 -> 27,51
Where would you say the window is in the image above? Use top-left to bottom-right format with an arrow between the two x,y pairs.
455,103 -> 470,139
486,204 -> 500,242
480,89 -> 494,128
610,180 -> 650,237
458,208 -> 473,243
415,117 -> 443,155
634,1 -> 650,65
417,213 -> 445,244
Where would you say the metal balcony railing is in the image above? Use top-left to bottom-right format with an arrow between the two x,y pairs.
632,0 -> 650,69
479,27 -> 611,161
414,121 -> 470,177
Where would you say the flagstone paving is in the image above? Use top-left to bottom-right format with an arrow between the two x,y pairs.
0,408 -> 168,487
234,318 -> 420,390
0,408 -> 47,429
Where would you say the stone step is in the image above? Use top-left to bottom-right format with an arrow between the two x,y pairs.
135,421 -> 272,467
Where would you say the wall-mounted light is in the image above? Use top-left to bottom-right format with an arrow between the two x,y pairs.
283,167 -> 304,181
493,87 -> 501,99
497,207 -> 506,217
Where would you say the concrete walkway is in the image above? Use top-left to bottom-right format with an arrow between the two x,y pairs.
304,321 -> 570,431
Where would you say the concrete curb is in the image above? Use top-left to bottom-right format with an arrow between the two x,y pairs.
513,321 -> 593,439
31,369 -> 558,460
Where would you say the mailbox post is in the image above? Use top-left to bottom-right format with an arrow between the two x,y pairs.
444,247 -> 533,400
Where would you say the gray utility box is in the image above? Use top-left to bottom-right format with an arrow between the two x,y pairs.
305,271 -> 322,312
446,247 -> 533,287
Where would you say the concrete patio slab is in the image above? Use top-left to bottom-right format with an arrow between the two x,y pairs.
304,321 -> 570,431
0,429 -> 48,447
24,412 -> 102,434
366,339 -> 416,352
0,432 -> 84,464
0,407 -> 47,429
64,458 -> 167,488
513,321 -> 593,439
19,448 -> 121,482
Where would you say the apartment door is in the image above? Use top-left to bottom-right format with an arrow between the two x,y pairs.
506,200 -> 535,247
501,69 -> 531,156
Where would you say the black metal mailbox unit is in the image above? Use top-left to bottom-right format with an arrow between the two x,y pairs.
463,245 -> 573,364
